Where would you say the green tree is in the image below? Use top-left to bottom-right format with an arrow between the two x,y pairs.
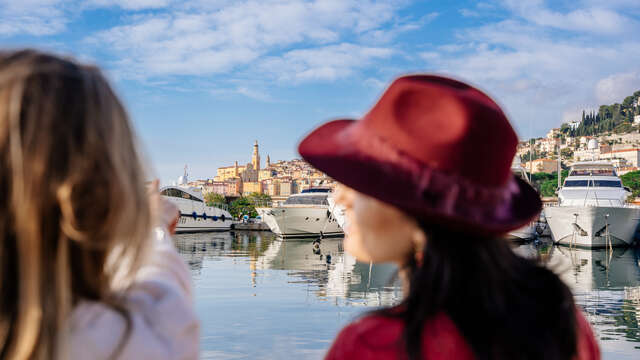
528,170 -> 569,197
560,147 -> 573,159
621,171 -> 640,198
229,197 -> 257,218
229,193 -> 272,219
204,192 -> 226,207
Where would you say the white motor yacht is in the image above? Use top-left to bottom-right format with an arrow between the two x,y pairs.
544,162 -> 640,248
256,188 -> 343,238
161,171 -> 233,233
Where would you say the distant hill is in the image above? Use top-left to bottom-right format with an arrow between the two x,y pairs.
561,90 -> 640,137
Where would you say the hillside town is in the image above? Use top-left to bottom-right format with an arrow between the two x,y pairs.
518,126 -> 640,175
186,141 -> 335,197
518,95 -> 640,175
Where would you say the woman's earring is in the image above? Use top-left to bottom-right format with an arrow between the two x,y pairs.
414,249 -> 423,268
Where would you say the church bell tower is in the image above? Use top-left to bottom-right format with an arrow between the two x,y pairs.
252,140 -> 261,171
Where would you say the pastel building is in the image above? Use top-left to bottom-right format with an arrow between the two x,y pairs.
524,158 -> 558,174
600,148 -> 640,167
242,181 -> 263,195
215,161 -> 245,181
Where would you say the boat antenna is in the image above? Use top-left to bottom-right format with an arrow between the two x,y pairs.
557,138 -> 561,189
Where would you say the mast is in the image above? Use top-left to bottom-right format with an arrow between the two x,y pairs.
529,139 -> 534,181
557,140 -> 561,189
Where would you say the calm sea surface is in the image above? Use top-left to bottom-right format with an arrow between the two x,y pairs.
174,231 -> 640,360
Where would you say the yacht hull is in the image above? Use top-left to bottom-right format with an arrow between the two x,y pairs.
506,223 -> 537,241
175,215 -> 233,233
544,206 -> 640,248
256,206 -> 343,238
164,196 -> 233,233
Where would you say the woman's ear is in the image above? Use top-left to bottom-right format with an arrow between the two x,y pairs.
412,227 -> 426,252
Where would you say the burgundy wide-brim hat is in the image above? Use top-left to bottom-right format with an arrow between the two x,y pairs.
298,75 -> 541,235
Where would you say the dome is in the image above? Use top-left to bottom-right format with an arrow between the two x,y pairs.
587,138 -> 599,150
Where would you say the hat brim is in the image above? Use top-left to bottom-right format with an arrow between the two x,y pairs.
298,119 -> 542,236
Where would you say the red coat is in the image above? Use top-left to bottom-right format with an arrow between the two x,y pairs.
326,311 -> 599,360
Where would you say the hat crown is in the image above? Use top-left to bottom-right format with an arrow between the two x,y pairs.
361,75 -> 517,187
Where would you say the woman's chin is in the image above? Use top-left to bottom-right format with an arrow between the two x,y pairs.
343,234 -> 372,263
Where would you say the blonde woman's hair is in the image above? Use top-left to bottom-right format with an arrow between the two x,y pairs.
0,50 -> 152,359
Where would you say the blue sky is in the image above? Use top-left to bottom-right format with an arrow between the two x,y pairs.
1,0 -> 639,184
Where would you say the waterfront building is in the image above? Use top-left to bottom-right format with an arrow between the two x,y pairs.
279,181 -> 296,196
204,179 -> 241,196
524,158 -> 558,174
243,181 -> 262,195
600,148 -> 640,167
264,179 -> 281,196
259,169 -> 276,181
215,161 -> 246,181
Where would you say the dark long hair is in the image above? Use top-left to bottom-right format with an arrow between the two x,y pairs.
380,223 -> 577,360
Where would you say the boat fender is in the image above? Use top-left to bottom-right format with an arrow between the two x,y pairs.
192,211 -> 197,219
202,213 -> 207,220
221,214 -> 226,221
212,216 -> 219,221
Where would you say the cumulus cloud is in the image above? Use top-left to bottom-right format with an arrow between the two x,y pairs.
423,17 -> 640,136
88,0 -> 405,80
86,0 -> 172,10
259,43 -> 393,82
0,0 -> 69,36
502,0 -> 639,35
595,72 -> 640,104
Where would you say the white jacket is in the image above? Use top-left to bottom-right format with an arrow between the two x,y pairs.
68,228 -> 199,359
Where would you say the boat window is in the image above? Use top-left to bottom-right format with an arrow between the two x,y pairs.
591,180 -> 622,187
160,188 -> 203,202
569,169 -> 617,176
284,195 -> 329,205
301,188 -> 331,194
564,180 -> 589,187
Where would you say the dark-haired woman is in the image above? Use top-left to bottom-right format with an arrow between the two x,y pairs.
298,75 -> 599,360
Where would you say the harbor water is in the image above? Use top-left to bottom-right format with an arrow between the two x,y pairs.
175,231 -> 640,359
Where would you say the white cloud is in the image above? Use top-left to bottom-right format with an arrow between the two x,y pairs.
86,0 -> 172,10
0,0 -> 69,36
595,72 -> 640,104
502,0 -> 639,35
89,0 -> 405,80
259,43 -> 393,82
424,18 -> 640,137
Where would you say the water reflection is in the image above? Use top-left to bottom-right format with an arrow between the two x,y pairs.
174,231 -> 401,307
516,241 -> 640,358
174,232 -> 640,359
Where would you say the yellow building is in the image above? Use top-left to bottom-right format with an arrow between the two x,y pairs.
214,161 -> 246,181
242,181 -> 263,194
524,158 -> 559,174
265,180 -> 280,196
259,169 -> 275,181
